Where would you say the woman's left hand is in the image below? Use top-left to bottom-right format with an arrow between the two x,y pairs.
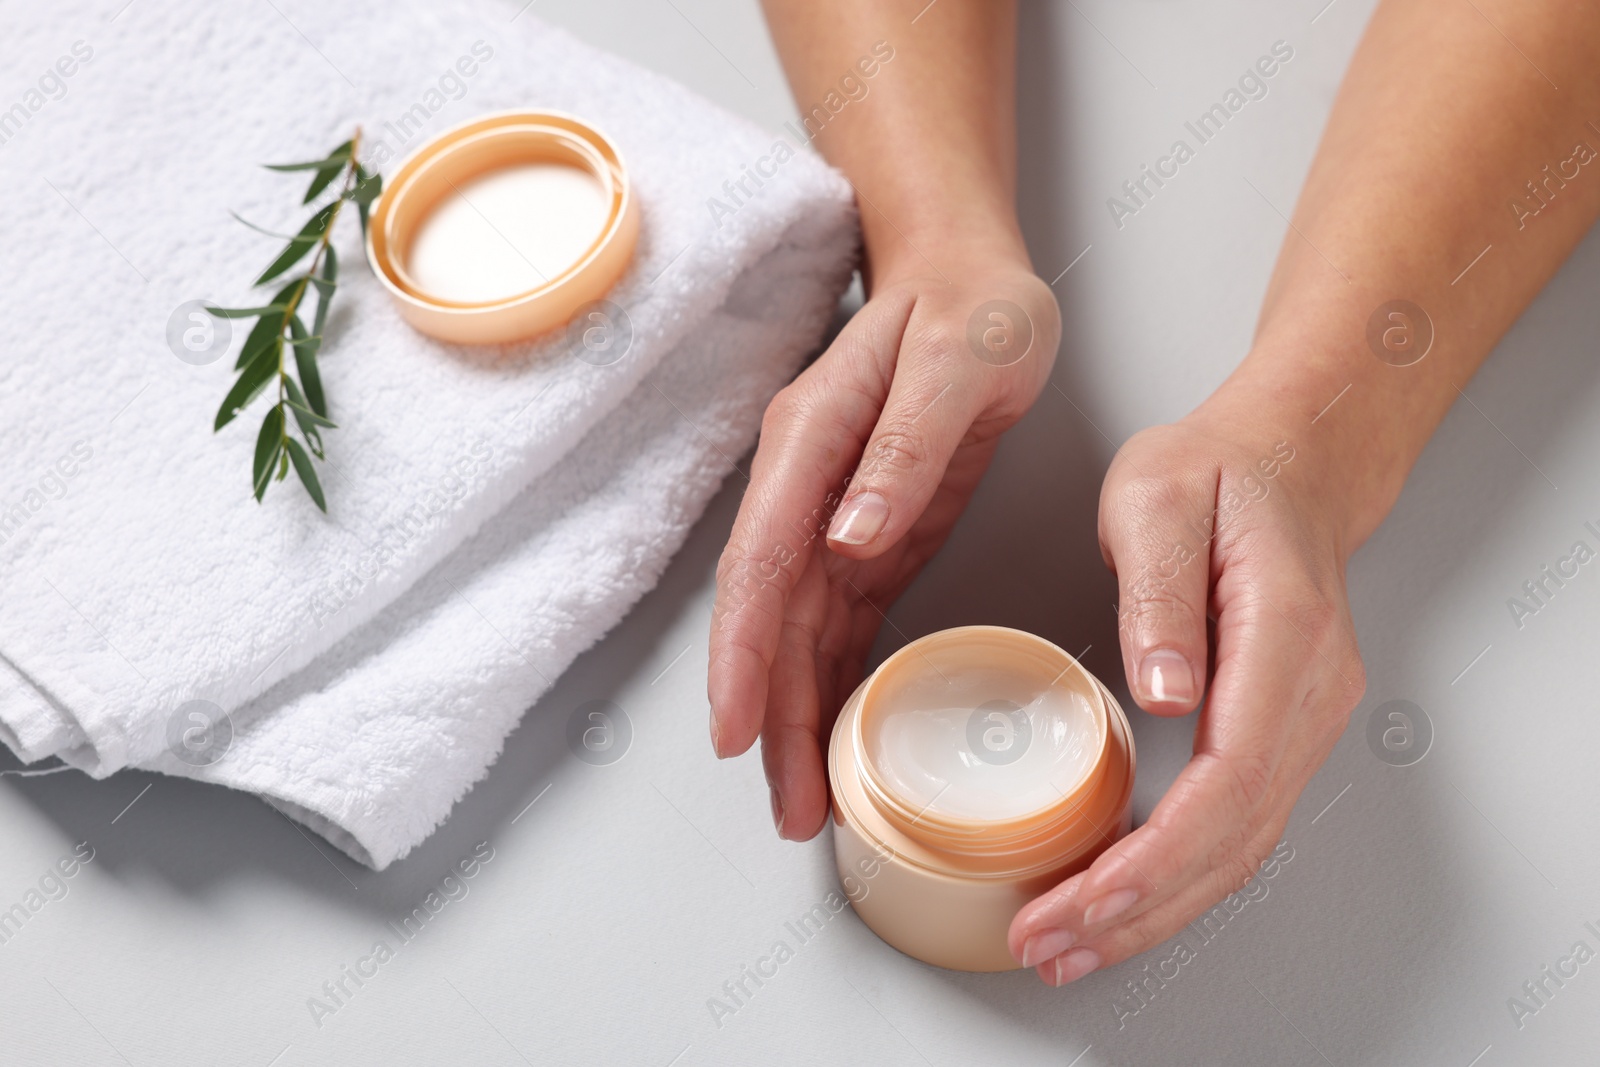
1007,393 -> 1368,984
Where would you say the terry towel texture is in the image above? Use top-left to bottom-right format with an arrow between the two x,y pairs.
0,0 -> 857,866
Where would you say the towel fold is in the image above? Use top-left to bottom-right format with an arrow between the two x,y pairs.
0,0 -> 856,866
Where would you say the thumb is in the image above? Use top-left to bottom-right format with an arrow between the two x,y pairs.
1100,468 -> 1214,715
825,356 -> 987,558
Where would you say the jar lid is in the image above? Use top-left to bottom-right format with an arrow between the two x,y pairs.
365,109 -> 640,345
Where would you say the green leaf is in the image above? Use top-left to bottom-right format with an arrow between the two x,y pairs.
303,162 -> 343,205
310,290 -> 334,342
288,312 -> 321,357
252,405 -> 285,501
283,378 -> 332,457
231,280 -> 297,369
233,279 -> 302,371
348,172 -> 383,205
301,142 -> 353,202
255,239 -> 317,287
265,140 -> 353,173
215,337 -> 281,431
354,165 -> 378,236
285,397 -> 337,429
263,158 -> 345,173
235,313 -> 283,371
277,449 -> 290,481
312,246 -> 338,340
207,304 -> 286,319
229,210 -> 295,239
285,438 -> 327,512
293,317 -> 327,418
255,204 -> 337,286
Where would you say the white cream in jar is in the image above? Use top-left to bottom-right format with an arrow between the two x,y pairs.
865,665 -> 1100,822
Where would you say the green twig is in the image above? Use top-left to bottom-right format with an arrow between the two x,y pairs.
208,129 -> 383,512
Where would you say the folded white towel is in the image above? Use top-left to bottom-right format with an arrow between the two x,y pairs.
0,0 -> 856,866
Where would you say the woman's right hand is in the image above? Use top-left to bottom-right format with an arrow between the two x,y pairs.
707,252 -> 1061,841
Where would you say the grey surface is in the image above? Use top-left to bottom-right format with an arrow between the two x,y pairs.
4,1 -> 1599,1064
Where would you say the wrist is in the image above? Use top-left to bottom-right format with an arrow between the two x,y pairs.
861,203 -> 1031,292
1191,357 -> 1418,561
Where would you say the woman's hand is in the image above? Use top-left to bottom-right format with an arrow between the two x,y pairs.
1008,396 -> 1367,984
1001,0 -> 1600,991
708,254 -> 1060,841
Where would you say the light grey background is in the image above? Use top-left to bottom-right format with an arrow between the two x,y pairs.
4,0 -> 1598,1064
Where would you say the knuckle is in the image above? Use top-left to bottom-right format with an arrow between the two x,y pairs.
1204,749 -> 1273,816
1205,840 -> 1273,908
1119,553 -> 1186,599
1113,474 -> 1194,521
1107,474 -> 1215,551
1268,589 -> 1341,645
760,384 -> 807,437
715,548 -> 789,606
1119,583 -> 1204,632
1029,282 -> 1064,342
1343,653 -> 1369,707
1218,850 -> 1263,899
903,319 -> 965,364
1319,646 -> 1368,732
714,550 -> 759,591
858,425 -> 929,484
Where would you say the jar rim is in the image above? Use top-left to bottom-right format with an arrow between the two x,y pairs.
849,626 -> 1114,854
365,109 -> 639,344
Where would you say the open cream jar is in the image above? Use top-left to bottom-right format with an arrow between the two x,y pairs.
828,626 -> 1135,971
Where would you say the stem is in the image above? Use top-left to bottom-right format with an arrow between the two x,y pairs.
274,127 -> 362,453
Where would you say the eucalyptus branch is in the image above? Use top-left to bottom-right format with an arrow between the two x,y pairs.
207,130 -> 384,512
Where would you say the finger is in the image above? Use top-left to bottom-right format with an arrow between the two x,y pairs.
1016,578 -> 1366,971
759,559 -> 834,840
767,549 -> 922,840
1099,456 -> 1217,715
825,312 -> 995,559
1009,586 -> 1312,963
1033,817 -> 1292,986
708,294 -> 914,758
812,570 -> 874,722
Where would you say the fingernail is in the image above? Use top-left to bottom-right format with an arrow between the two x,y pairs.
709,712 -> 723,758
1051,948 -> 1101,985
828,492 -> 889,546
1082,887 -> 1138,926
770,785 -> 786,838
1140,648 -> 1195,706
1021,928 -> 1075,968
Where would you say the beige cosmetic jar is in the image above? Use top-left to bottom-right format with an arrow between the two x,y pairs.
828,626 -> 1135,972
